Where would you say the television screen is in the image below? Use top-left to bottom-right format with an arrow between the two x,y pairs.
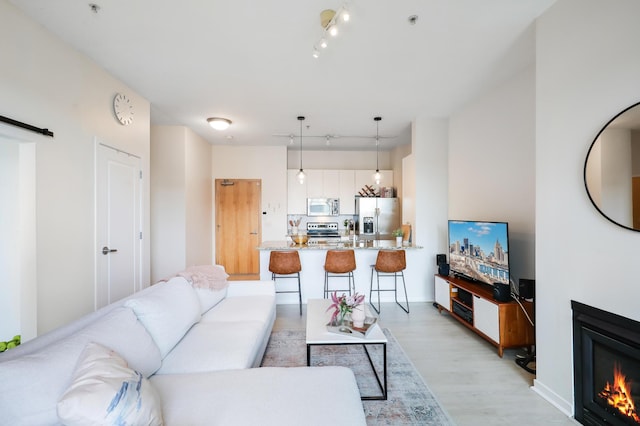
448,220 -> 510,286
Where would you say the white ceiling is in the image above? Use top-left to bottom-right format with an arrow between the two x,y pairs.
9,0 -> 556,151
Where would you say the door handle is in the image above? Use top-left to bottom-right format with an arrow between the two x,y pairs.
249,232 -> 258,235
102,246 -> 118,255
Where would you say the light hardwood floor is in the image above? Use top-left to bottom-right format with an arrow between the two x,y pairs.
273,301 -> 578,426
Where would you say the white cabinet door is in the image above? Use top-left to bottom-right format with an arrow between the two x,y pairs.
473,296 -> 499,343
434,276 -> 451,311
305,170 -> 323,198
322,170 -> 340,198
287,170 -> 307,214
338,170 -> 355,214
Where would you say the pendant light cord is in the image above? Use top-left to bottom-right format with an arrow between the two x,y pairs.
375,116 -> 381,172
298,116 -> 305,171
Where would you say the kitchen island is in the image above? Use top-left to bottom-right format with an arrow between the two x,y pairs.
257,240 -> 428,307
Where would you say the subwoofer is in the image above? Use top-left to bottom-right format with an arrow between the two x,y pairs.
493,282 -> 511,302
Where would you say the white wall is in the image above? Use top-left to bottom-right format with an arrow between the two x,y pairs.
411,117 -> 449,300
287,149 -> 392,170
150,125 -> 212,283
0,1 -> 151,335
535,0 -> 640,415
150,126 -> 187,282
449,66 -> 536,283
212,145 -> 288,261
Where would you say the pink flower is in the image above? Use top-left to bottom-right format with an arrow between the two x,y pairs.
326,291 -> 365,324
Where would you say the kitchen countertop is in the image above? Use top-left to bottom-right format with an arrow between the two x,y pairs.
257,240 -> 423,250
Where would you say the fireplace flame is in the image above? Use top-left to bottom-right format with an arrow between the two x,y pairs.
598,363 -> 640,423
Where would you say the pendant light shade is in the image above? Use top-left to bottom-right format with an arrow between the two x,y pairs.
297,116 -> 306,184
373,116 -> 383,185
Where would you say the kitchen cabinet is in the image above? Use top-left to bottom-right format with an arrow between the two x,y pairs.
287,169 -> 394,215
338,170 -> 356,215
354,169 -> 393,196
306,170 -> 340,199
287,169 -> 307,214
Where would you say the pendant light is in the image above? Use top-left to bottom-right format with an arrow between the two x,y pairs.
296,116 -> 306,184
373,116 -> 383,185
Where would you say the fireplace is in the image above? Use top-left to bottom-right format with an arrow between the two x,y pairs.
573,301 -> 640,425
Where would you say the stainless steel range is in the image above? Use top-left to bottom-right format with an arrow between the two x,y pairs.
306,222 -> 341,243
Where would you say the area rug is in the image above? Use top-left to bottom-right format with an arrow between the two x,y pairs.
261,329 -> 456,426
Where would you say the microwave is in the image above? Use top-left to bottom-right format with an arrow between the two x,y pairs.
307,198 -> 340,216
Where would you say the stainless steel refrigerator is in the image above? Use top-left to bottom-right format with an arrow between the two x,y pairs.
355,197 -> 400,240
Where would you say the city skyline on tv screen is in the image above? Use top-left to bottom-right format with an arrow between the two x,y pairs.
448,220 -> 510,285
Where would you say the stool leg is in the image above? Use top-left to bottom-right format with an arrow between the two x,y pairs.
297,272 -> 302,315
394,271 -> 410,313
369,268 -> 381,314
324,271 -> 329,299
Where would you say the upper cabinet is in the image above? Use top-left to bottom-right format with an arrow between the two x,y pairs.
287,169 -> 394,215
306,170 -> 339,198
354,169 -> 393,196
287,169 -> 307,214
339,170 -> 356,214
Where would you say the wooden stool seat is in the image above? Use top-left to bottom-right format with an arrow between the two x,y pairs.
324,250 -> 356,298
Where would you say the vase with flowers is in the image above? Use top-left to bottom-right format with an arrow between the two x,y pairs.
326,291 -> 365,326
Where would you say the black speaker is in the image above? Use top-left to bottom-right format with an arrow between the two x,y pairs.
519,279 -> 535,300
493,282 -> 511,302
436,254 -> 446,265
438,263 -> 449,276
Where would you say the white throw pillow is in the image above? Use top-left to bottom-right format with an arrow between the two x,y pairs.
57,342 -> 163,426
125,277 -> 201,357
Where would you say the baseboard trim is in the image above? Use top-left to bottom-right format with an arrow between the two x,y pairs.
531,379 -> 575,419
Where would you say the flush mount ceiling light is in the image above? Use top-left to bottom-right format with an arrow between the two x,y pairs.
313,3 -> 351,58
373,116 -> 383,185
207,117 -> 232,130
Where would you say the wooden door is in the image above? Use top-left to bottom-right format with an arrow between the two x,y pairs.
215,179 -> 261,280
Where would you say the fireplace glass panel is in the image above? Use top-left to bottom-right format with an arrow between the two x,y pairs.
592,341 -> 640,425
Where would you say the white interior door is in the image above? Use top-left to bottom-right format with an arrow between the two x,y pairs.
96,142 -> 142,309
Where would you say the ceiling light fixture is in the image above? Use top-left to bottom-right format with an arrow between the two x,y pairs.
373,116 -> 383,185
297,116 -> 306,184
207,117 -> 232,130
313,3 -> 350,58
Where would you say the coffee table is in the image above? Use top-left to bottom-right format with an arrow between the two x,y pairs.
306,298 -> 387,400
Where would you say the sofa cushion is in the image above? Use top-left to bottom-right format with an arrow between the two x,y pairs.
125,277 -> 201,357
57,342 -> 163,426
155,321 -> 264,374
150,367 -> 367,425
200,294 -> 275,325
0,307 -> 161,426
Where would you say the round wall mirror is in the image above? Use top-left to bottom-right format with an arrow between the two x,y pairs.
584,101 -> 640,231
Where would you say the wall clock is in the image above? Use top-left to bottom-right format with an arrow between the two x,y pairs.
113,93 -> 134,125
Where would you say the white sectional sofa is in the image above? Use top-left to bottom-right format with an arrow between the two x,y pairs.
0,269 -> 366,425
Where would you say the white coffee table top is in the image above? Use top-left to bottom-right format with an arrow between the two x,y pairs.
306,298 -> 387,344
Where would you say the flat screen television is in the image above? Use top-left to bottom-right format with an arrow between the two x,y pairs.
447,220 -> 510,286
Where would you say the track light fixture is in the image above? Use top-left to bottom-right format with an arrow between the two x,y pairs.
297,116 -> 306,184
373,116 -> 382,185
313,3 -> 351,58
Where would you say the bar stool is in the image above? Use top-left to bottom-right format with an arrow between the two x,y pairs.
268,251 -> 302,315
324,249 -> 356,299
370,250 -> 409,314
